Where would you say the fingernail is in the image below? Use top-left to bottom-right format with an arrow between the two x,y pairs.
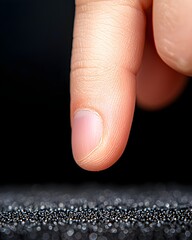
72,109 -> 103,162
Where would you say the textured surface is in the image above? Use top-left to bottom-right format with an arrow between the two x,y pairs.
1,183 -> 192,239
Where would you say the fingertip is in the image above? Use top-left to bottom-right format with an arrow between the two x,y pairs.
70,0 -> 147,171
71,74 -> 136,172
71,94 -> 135,172
72,117 -> 130,172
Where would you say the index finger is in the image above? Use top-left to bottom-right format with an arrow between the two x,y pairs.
70,0 -> 151,171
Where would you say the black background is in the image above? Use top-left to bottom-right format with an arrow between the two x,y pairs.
1,0 -> 192,187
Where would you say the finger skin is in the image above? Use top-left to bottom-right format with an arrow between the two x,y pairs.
136,7 -> 189,110
70,0 -> 149,171
153,0 -> 192,76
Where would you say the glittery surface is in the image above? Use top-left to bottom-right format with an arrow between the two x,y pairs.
0,183 -> 192,240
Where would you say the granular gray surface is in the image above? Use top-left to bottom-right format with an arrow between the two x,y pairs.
0,183 -> 192,240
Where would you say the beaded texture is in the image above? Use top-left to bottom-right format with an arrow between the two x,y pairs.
0,184 -> 192,240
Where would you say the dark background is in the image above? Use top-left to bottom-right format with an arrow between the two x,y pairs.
1,0 -> 192,186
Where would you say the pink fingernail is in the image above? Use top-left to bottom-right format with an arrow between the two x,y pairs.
72,109 -> 103,162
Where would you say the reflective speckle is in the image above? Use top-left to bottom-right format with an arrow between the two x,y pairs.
185,230 -> 191,238
89,232 -> 97,240
74,232 -> 82,240
36,226 -> 41,231
0,184 -> 192,239
67,229 -> 74,237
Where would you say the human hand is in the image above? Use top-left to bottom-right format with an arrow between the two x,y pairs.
70,0 -> 191,171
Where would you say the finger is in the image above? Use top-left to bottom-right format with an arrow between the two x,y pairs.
153,0 -> 192,76
70,0 -> 150,171
136,7 -> 189,110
